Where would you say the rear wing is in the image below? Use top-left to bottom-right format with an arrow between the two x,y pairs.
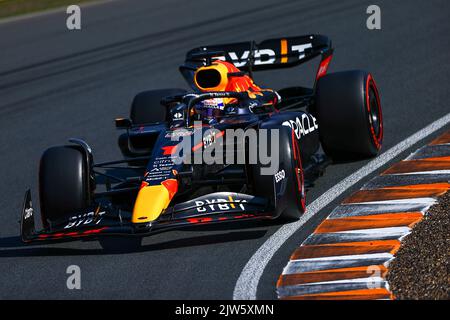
182,34 -> 333,88
185,34 -> 332,70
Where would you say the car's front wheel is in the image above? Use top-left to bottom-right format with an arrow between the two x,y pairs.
250,126 -> 306,221
39,146 -> 92,228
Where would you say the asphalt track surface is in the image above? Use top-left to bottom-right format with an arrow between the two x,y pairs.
0,0 -> 449,299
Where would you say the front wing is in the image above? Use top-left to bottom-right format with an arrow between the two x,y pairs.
20,190 -> 274,243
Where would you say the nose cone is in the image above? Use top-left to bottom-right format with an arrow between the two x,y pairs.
132,179 -> 178,223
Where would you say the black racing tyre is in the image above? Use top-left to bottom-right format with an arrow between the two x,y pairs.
39,146 -> 91,226
250,126 -> 306,221
130,88 -> 187,125
315,70 -> 383,159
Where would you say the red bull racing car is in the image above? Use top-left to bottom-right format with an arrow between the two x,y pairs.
21,35 -> 383,249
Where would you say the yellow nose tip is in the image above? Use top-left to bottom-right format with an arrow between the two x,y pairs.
132,185 -> 170,223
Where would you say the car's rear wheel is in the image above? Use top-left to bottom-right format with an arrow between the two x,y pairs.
250,126 -> 306,221
130,88 -> 187,125
39,146 -> 92,228
315,70 -> 383,159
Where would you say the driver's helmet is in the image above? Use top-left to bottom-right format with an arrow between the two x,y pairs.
196,98 -> 227,123
193,60 -> 260,123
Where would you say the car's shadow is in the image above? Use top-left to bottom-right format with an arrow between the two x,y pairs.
0,226 -> 269,257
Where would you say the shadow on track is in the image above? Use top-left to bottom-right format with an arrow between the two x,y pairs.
0,229 -> 267,257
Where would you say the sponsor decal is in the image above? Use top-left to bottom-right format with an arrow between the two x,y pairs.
64,211 -> 106,229
162,145 -> 177,156
173,112 -> 183,120
24,207 -> 33,219
202,131 -> 218,148
145,156 -> 178,182
202,98 -> 225,110
248,101 -> 259,113
282,114 -> 318,139
165,130 -> 193,138
195,198 -> 247,213
146,171 -> 172,181
275,169 -> 285,183
217,43 -> 313,67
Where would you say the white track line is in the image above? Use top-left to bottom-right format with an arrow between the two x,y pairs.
389,170 -> 450,175
233,112 -> 450,300
343,197 -> 437,205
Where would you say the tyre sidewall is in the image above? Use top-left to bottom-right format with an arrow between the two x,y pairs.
315,70 -> 383,158
250,126 -> 305,221
130,88 -> 187,125
39,146 -> 90,226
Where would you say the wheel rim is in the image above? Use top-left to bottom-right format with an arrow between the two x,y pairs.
369,87 -> 381,137
292,137 -> 306,212
366,75 -> 383,149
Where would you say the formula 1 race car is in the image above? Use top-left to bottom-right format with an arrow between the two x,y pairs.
21,35 -> 383,249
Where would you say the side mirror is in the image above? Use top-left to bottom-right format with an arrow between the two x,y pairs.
115,117 -> 132,129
